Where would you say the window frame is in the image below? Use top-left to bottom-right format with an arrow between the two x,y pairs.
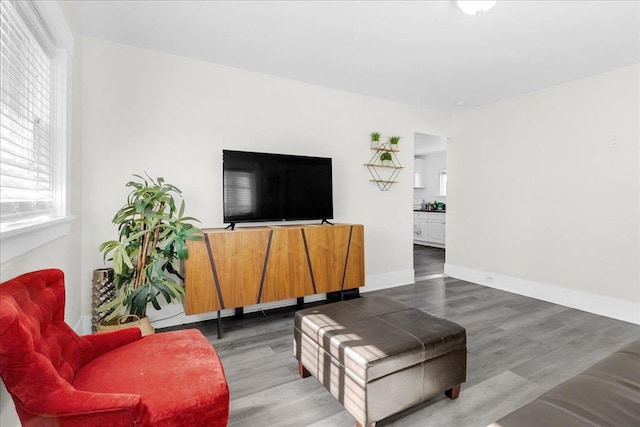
0,0 -> 75,263
439,169 -> 447,197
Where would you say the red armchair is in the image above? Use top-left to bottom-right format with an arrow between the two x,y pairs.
0,269 -> 229,427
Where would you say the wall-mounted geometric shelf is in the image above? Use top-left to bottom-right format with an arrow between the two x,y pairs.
364,143 -> 404,191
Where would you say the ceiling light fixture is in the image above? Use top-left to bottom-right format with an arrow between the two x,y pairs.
455,1 -> 498,16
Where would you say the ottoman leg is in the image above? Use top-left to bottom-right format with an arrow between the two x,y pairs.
356,422 -> 375,427
445,384 -> 461,400
298,362 -> 311,378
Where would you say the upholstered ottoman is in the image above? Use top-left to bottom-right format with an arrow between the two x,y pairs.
294,296 -> 466,427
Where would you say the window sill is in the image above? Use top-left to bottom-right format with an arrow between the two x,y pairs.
0,216 -> 75,263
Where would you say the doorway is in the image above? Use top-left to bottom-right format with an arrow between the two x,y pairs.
413,132 -> 447,280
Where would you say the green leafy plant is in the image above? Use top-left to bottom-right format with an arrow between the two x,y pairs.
99,174 -> 202,320
388,136 -> 400,145
380,152 -> 393,162
371,132 -> 381,142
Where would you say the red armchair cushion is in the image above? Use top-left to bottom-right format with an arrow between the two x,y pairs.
0,269 -> 229,427
73,330 -> 229,427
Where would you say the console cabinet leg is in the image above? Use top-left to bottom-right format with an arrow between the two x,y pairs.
445,384 -> 461,400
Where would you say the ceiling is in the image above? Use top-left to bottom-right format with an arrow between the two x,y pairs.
69,0 -> 640,112
415,133 -> 447,156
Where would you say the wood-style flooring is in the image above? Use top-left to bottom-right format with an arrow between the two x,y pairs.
413,245 -> 445,279
162,251 -> 639,427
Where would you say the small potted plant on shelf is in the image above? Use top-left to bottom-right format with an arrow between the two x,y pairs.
97,174 -> 202,334
370,132 -> 381,149
388,136 -> 400,148
380,151 -> 393,166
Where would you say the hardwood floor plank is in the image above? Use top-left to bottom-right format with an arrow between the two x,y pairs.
386,371 -> 543,427
496,303 -> 569,330
230,379 -> 345,427
306,411 -> 355,427
220,345 -> 277,365
510,334 -> 629,388
229,366 -> 298,400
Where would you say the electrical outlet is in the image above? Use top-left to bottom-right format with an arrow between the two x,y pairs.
485,275 -> 494,283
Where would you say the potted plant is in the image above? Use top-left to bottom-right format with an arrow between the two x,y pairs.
370,132 -> 381,149
380,151 -> 393,166
98,174 -> 202,333
388,136 -> 400,147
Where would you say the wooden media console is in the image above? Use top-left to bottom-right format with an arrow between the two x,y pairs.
183,223 -> 365,316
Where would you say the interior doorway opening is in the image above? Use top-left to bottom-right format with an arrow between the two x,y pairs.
413,132 -> 447,281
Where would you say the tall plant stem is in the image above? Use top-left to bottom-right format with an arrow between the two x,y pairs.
134,216 -> 149,289
150,202 -> 164,253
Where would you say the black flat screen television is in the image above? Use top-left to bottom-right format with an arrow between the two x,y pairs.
223,150 -> 333,224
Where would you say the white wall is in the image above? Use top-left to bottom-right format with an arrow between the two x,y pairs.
414,151 -> 447,204
80,37 -> 451,326
446,64 -> 640,324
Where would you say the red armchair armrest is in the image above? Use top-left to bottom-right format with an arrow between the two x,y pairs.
20,385 -> 145,427
82,328 -> 142,357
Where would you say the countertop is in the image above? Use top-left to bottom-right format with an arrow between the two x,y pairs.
414,209 -> 446,213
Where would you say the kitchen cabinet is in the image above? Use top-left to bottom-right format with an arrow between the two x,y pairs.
413,211 -> 445,248
413,212 -> 428,244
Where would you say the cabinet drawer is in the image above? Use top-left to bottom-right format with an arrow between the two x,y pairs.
426,212 -> 446,223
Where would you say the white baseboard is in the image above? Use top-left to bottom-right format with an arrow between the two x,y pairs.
147,293 -> 328,329
445,263 -> 640,325
361,269 -> 415,293
144,269 -> 415,329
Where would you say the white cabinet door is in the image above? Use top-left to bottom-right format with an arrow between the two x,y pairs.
413,217 -> 422,240
426,221 -> 445,244
413,213 -> 428,243
414,212 -> 445,247
419,220 -> 430,242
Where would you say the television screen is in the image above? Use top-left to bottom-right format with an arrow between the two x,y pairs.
223,150 -> 333,224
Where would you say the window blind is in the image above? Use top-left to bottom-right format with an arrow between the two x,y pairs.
0,0 -> 55,224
